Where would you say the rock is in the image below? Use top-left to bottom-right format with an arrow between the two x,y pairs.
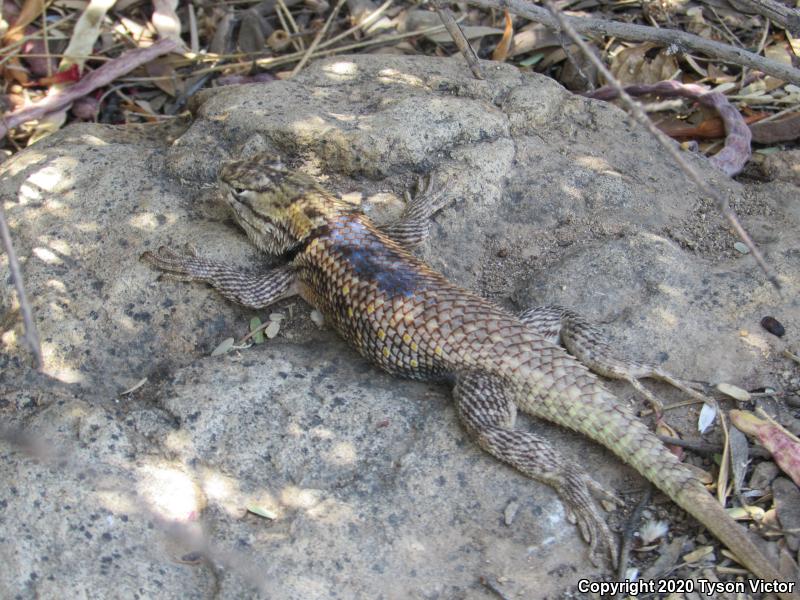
773,478 -> 800,552
749,461 -> 780,492
2,54 -> 799,598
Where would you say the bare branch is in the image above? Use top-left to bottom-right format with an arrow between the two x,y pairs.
0,203 -> 43,369
463,0 -> 800,86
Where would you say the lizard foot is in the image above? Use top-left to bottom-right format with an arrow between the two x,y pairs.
140,245 -> 210,283
559,469 -> 619,567
403,173 -> 454,218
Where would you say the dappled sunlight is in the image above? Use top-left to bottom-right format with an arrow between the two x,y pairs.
96,490 -> 140,515
39,342 -> 85,383
17,182 -> 43,204
377,67 -> 425,88
281,485 -> 325,509
32,246 -> 63,265
574,155 -> 623,178
163,429 -> 195,454
652,306 -> 678,328
328,112 -> 357,123
325,440 -> 357,466
290,114 -> 338,138
2,150 -> 47,177
136,462 -> 206,523
129,211 -> 179,230
78,134 -> 110,147
321,60 -> 360,81
560,184 -> 582,200
28,165 -> 65,191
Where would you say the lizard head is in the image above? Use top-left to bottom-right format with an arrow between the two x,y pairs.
219,155 -> 349,255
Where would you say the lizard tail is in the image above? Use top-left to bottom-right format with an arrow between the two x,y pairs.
675,483 -> 800,600
535,383 -> 799,598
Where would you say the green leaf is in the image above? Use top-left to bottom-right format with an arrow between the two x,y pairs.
250,316 -> 265,344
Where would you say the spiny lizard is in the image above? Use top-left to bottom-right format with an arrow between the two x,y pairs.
143,155 -> 799,598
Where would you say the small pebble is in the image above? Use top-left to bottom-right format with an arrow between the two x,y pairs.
760,316 -> 785,337
733,242 -> 750,254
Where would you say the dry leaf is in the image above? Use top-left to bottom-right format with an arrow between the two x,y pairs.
152,0 -> 183,45
61,0 -> 117,71
491,10 -> 513,63
144,57 -> 180,97
730,410 -> 800,487
716,382 -> 750,402
211,337 -> 235,356
609,42 -> 679,86
682,545 -> 714,563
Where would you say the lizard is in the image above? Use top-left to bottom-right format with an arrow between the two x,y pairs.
142,154 -> 800,598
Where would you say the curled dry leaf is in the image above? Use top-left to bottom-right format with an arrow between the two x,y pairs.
730,410 -> 800,487
698,402 -> 717,434
491,10 -> 513,62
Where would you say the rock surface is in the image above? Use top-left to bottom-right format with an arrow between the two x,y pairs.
2,54 -> 799,599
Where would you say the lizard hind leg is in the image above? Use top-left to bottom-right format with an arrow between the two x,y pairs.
518,306 -> 712,414
453,370 -> 619,566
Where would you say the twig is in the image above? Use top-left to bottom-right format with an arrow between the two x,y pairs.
658,435 -> 772,459
0,203 -> 43,370
430,0 -> 484,79
290,0 -> 347,76
616,485 -> 651,586
541,1 -> 780,288
463,0 -> 800,86
728,0 -> 800,36
0,38 -> 179,140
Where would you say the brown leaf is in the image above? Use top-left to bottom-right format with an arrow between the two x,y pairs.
144,57 -> 181,97
750,113 -> 800,144
491,10 -> 513,63
609,42 -> 679,86
4,0 -> 45,41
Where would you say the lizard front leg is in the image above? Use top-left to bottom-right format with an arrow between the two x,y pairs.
380,175 -> 453,248
141,245 -> 297,308
454,370 -> 619,566
518,305 -> 712,414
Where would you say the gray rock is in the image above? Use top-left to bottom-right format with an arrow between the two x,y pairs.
2,54 -> 799,598
749,461 -> 780,492
773,478 -> 800,552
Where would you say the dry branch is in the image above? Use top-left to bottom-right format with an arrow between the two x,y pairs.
464,0 -> 800,86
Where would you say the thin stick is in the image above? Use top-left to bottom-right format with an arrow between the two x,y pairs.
290,0 -> 347,76
464,0 -> 800,86
430,0 -> 484,79
0,203 -> 43,370
542,1 -> 780,288
727,0 -> 800,35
